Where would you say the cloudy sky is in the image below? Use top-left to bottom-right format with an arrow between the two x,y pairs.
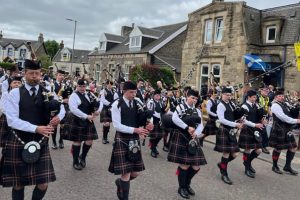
0,0 -> 299,50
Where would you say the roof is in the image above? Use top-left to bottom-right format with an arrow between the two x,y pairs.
0,38 -> 42,51
89,21 -> 187,56
104,33 -> 125,43
153,55 -> 182,72
53,48 -> 91,63
244,3 -> 300,45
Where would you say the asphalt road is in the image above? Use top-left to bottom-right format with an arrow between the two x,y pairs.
1,119 -> 300,200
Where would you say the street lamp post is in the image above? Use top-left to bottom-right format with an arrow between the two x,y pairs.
66,18 -> 77,75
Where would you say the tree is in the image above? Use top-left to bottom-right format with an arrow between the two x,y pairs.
129,63 -> 175,88
44,40 -> 59,59
39,55 -> 52,69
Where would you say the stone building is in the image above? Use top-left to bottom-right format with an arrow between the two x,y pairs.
181,0 -> 300,93
88,22 -> 187,84
0,32 -> 47,68
52,41 -> 91,77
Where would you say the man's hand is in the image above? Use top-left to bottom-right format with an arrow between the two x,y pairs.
236,123 -> 243,129
49,116 -> 60,127
87,115 -> 94,122
134,127 -> 149,138
36,125 -> 54,137
255,123 -> 264,130
93,111 -> 100,116
188,127 -> 195,135
145,123 -> 154,131
63,99 -> 69,104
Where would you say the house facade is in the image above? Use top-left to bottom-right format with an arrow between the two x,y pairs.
88,22 -> 187,84
181,0 -> 300,92
51,41 -> 91,77
0,32 -> 48,68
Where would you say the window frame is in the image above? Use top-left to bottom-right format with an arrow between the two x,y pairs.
200,64 -> 209,87
211,64 -> 221,84
266,26 -> 276,43
204,20 -> 213,44
7,47 -> 13,57
99,41 -> 106,50
214,18 -> 224,43
130,36 -> 141,48
19,49 -> 26,58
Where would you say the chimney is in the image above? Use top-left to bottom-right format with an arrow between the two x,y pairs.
60,40 -> 64,49
212,0 -> 224,2
38,33 -> 44,43
121,26 -> 133,37
0,31 -> 2,40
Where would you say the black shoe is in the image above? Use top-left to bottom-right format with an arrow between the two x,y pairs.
59,142 -> 64,149
102,139 -> 109,144
262,148 -> 270,154
243,162 -> 256,174
73,163 -> 83,170
245,169 -> 255,178
151,150 -> 157,158
52,143 -> 58,149
178,187 -> 190,199
221,175 -> 233,185
186,186 -> 195,196
272,166 -> 283,174
79,155 -> 86,168
162,146 -> 169,152
283,166 -> 298,176
153,147 -> 159,155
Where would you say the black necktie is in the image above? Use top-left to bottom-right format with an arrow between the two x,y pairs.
30,87 -> 36,98
129,100 -> 132,109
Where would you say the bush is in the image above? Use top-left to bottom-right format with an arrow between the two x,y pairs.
0,62 -> 16,70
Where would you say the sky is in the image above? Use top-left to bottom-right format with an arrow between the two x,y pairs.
0,0 -> 299,50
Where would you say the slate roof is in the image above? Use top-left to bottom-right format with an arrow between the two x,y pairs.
0,38 -> 42,51
153,55 -> 182,73
244,3 -> 300,45
138,26 -> 164,38
53,48 -> 91,63
89,21 -> 187,56
104,33 -> 125,43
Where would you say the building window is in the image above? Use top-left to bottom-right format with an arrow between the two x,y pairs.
75,67 -> 80,77
19,49 -> 26,58
215,18 -> 224,42
124,64 -> 131,80
266,26 -> 276,43
62,53 -> 69,61
204,20 -> 213,43
130,36 -> 141,47
200,64 -> 209,87
99,41 -> 106,50
95,64 -> 101,82
212,64 -> 221,83
7,48 -> 13,57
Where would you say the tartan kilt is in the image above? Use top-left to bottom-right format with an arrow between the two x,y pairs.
61,112 -> 98,142
0,134 -> 56,187
214,125 -> 240,153
238,127 -> 262,150
167,129 -> 207,166
108,131 -> 145,175
100,106 -> 112,123
269,123 -> 297,150
149,123 -> 164,139
203,117 -> 217,135
0,114 -> 9,147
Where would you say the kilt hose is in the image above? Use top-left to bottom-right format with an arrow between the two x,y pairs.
100,106 -> 112,123
0,134 -> 55,187
238,127 -> 263,150
167,130 -> 207,166
0,114 -> 9,147
203,117 -> 217,135
269,123 -> 297,150
214,125 -> 240,153
109,132 -> 145,175
61,112 -> 98,142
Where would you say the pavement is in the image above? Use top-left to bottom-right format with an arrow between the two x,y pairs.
1,118 -> 300,200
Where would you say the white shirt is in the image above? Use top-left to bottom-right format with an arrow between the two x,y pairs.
241,101 -> 256,128
172,102 -> 204,136
271,101 -> 297,124
1,79 -> 9,94
147,99 -> 161,119
206,98 -> 217,117
5,83 -> 66,133
217,101 -> 237,128
100,88 -> 118,106
111,97 -> 144,134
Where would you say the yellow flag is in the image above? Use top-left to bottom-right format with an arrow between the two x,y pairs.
294,42 -> 300,71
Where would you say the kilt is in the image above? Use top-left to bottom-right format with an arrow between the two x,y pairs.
0,114 -> 9,147
167,130 -> 207,166
61,112 -> 98,142
269,123 -> 297,150
100,106 -> 112,123
108,131 -> 145,175
0,134 -> 56,187
203,117 -> 217,135
214,125 -> 240,153
149,123 -> 164,139
238,127 -> 262,150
